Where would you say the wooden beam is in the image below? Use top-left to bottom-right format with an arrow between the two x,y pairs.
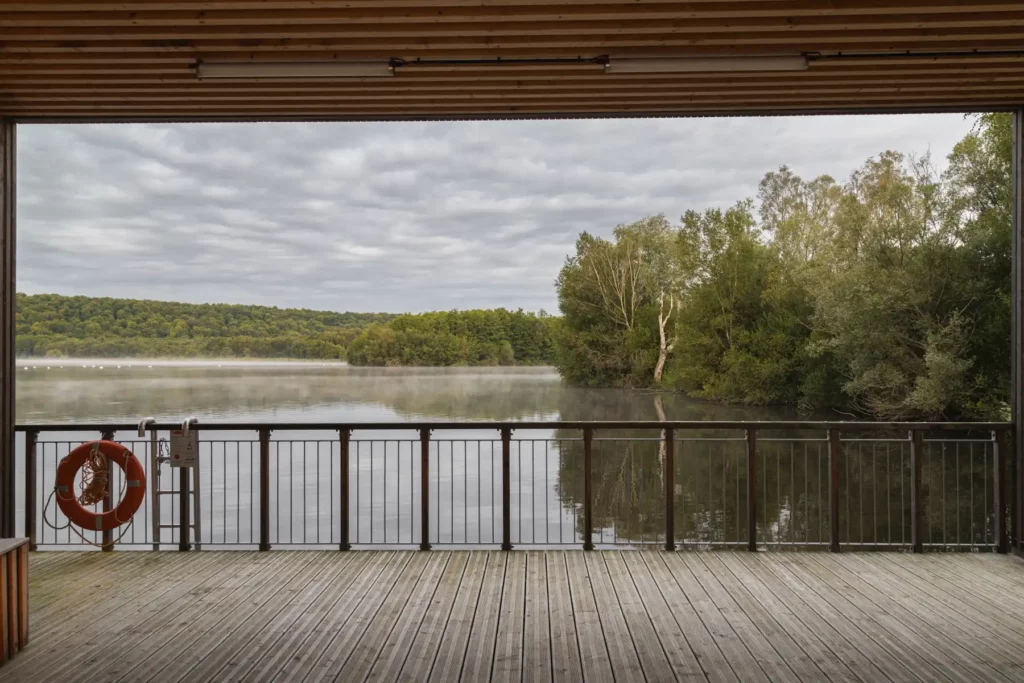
1,0 -> 1022,15
0,120 -> 13,540
6,12 -> 1024,41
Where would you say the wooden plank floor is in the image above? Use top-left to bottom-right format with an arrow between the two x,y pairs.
8,551 -> 1024,682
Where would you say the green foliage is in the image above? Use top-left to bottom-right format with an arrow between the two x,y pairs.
554,114 -> 1012,420
346,309 -> 555,367
16,293 -> 391,359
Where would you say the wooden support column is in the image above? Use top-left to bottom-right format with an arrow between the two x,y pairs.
0,120 -> 14,540
1014,108 -> 1024,554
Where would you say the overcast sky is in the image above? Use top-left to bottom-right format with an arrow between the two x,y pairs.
17,114 -> 975,314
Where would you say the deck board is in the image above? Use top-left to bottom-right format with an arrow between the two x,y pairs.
12,550 -> 1024,682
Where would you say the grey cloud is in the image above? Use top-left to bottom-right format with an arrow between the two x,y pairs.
16,114 -> 973,314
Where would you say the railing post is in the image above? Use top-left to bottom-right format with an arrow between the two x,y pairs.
500,427 -> 512,551
258,427 -> 270,552
995,429 -> 1009,554
101,429 -> 114,551
178,462 -> 190,552
910,429 -> 924,553
1014,427 -> 1021,550
583,427 -> 594,551
829,428 -> 841,552
747,428 -> 757,552
419,428 -> 431,551
339,429 -> 351,551
23,429 -> 37,551
664,427 -> 675,552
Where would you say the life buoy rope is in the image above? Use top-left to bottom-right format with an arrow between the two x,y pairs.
45,440 -> 146,545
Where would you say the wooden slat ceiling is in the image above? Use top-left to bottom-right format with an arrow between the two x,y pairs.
2,1 -> 1024,121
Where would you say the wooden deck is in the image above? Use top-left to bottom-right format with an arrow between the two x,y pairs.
6,551 -> 1024,682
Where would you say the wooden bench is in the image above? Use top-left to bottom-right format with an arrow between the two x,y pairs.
0,538 -> 28,667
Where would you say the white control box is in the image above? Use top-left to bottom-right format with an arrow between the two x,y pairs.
169,429 -> 199,467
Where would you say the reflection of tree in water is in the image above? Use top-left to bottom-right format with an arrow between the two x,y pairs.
553,390 -> 999,548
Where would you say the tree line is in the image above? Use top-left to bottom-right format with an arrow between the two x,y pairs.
16,293 -> 391,359
346,309 -> 556,366
555,114 -> 1011,420
16,293 -> 557,366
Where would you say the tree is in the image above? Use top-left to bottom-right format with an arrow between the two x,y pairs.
555,216 -> 679,387
553,114 -> 1013,420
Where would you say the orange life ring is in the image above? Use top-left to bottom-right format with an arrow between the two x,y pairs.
55,440 -> 146,532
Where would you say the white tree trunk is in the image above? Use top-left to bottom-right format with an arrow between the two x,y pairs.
653,292 -> 673,384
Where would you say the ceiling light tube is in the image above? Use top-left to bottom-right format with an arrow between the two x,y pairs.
605,56 -> 807,74
196,61 -> 394,79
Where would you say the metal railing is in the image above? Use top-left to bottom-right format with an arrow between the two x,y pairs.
13,420 -> 1015,553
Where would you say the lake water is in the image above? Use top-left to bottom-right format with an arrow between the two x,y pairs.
14,360 -> 997,550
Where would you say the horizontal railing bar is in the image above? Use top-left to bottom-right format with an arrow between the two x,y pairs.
757,438 -> 829,442
14,420 -> 1011,433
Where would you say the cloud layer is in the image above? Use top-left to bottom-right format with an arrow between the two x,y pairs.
17,114 -> 973,313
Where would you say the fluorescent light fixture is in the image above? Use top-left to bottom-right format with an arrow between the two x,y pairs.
196,61 -> 394,79
605,56 -> 808,74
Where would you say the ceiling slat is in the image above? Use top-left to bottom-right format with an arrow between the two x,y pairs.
2,0 -> 1023,121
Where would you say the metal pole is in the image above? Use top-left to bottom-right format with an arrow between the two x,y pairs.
258,427 -> 270,551
829,428 -> 841,552
583,427 -> 594,551
747,428 -> 757,552
910,429 -> 924,553
23,430 -> 37,550
339,429 -> 350,551
500,427 -> 512,551
0,120 -> 15,539
664,427 -> 675,551
101,429 -> 114,551
419,428 -> 431,551
995,429 -> 1008,554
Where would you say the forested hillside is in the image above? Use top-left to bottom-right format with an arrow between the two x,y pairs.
555,113 -> 1011,420
16,293 -> 392,359
346,309 -> 556,366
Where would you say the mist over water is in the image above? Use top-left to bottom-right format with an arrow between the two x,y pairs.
15,358 -> 803,424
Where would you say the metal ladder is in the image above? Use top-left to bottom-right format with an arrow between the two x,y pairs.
139,417 -> 202,550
